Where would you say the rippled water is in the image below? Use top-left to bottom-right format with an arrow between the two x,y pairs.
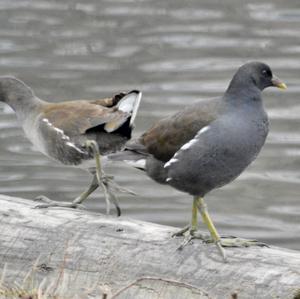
0,0 -> 299,250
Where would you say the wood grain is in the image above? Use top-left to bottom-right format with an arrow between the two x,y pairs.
0,194 -> 299,299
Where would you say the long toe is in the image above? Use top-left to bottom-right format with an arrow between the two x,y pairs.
219,237 -> 269,248
172,225 -> 191,237
102,180 -> 122,216
177,233 -> 195,251
172,225 -> 208,240
34,195 -> 54,204
104,176 -> 137,196
173,226 -> 208,250
34,202 -> 85,209
33,196 -> 85,209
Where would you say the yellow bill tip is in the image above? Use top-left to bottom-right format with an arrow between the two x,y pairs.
272,77 -> 287,90
277,82 -> 287,90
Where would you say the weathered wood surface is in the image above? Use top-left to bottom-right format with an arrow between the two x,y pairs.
0,194 -> 299,299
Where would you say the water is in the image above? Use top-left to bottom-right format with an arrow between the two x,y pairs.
0,0 -> 299,250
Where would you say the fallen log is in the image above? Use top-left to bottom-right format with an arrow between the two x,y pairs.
0,194 -> 299,299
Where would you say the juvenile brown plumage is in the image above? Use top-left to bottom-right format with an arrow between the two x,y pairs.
0,76 -> 142,215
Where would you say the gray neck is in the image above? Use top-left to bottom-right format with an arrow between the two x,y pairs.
224,80 -> 262,107
14,95 -> 46,123
227,73 -> 261,92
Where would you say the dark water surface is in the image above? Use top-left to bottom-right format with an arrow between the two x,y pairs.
0,0 -> 299,250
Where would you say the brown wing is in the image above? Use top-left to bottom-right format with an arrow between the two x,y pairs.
88,97 -> 115,107
140,98 -> 221,162
88,92 -> 127,107
41,100 -> 129,138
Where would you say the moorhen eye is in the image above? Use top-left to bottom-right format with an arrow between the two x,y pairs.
262,69 -> 272,77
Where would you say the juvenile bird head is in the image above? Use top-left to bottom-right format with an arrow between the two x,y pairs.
0,76 -> 35,111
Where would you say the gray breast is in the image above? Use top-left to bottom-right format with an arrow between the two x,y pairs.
165,109 -> 269,197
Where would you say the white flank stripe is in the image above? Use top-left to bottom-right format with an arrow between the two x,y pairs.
166,177 -> 172,182
180,138 -> 197,151
42,118 -> 70,140
176,125 -> 210,154
164,126 -> 210,170
198,125 -> 210,135
66,142 -> 85,154
42,118 -> 84,154
164,158 -> 178,168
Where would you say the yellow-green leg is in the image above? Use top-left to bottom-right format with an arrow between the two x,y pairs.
85,140 -> 121,216
73,175 -> 99,205
174,197 -> 207,250
191,197 -> 198,232
196,196 -> 268,249
195,196 -> 226,260
34,140 -> 134,216
173,196 -> 267,261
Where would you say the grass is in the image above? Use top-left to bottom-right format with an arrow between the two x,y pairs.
0,254 -> 111,299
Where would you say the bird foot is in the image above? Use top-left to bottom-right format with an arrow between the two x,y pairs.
172,227 -> 267,262
172,226 -> 210,250
85,140 -> 135,216
97,175 -> 136,216
33,195 -> 85,209
173,227 -> 268,248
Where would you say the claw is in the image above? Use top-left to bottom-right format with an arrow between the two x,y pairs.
216,241 -> 227,262
177,234 -> 194,251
